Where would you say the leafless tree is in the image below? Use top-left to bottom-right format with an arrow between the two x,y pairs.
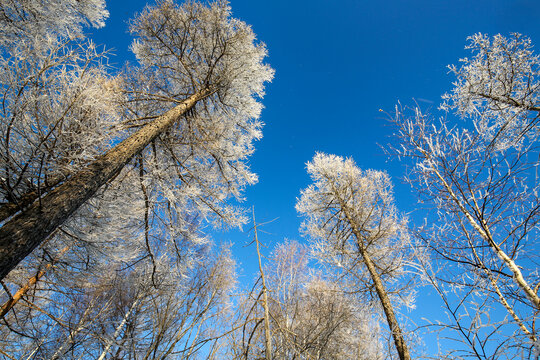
392,33 -> 540,357
228,238 -> 382,359
296,153 -> 415,360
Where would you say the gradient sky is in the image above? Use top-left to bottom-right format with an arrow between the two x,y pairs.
92,0 -> 540,355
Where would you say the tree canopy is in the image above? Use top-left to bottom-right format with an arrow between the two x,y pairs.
0,0 -> 538,359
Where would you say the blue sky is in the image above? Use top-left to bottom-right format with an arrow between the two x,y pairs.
92,0 -> 540,233
92,0 -> 540,355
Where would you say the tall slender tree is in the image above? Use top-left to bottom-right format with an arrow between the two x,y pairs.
296,153 -> 413,360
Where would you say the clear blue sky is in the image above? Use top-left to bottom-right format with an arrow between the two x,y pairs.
92,0 -> 540,355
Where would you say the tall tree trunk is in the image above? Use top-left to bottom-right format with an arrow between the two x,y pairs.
253,208 -> 272,360
0,88 -> 212,280
337,195 -> 411,360
355,241 -> 411,360
0,175 -> 64,222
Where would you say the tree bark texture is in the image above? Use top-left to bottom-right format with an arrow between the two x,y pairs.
0,89 -> 211,280
0,175 -> 64,223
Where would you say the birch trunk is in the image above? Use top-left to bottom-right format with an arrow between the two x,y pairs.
96,297 -> 141,360
429,164 -> 540,310
0,88 -> 211,280
50,297 -> 103,360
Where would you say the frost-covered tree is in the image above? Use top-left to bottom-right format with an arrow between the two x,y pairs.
0,0 -> 273,280
0,2 -> 271,358
441,33 -> 540,151
0,0 -> 108,45
296,153 -> 413,360
393,33 -> 540,356
0,241 -> 236,359
0,41 -> 122,222
266,241 -> 382,360
228,240 -> 381,360
0,0 -> 119,221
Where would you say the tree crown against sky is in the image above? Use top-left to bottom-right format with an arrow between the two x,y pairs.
125,0 -> 274,229
441,33 -> 540,151
0,0 -> 273,280
1,0 -> 540,358
392,32 -> 540,357
296,153 -> 415,360
296,153 -> 411,290
0,1 -> 273,357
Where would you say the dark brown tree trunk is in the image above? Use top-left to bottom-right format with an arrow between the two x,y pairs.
0,88 -> 212,280
0,175 -> 64,223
